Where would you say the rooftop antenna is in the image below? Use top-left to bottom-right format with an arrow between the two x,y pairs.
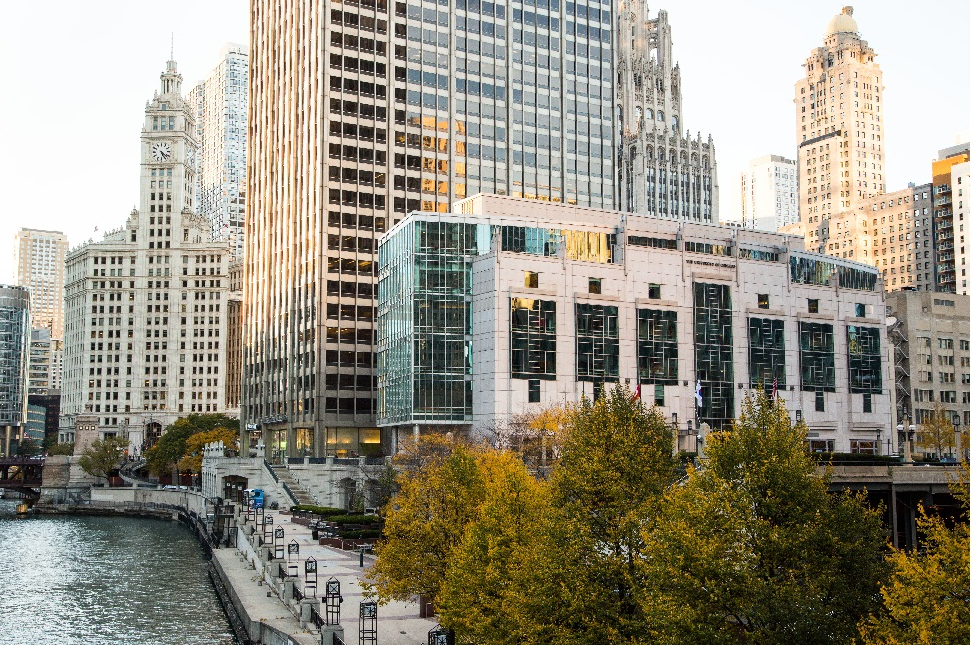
170,33 -> 174,60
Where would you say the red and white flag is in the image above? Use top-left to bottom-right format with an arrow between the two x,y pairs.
631,383 -> 641,402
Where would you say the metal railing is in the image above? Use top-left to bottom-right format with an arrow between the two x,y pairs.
311,607 -> 326,630
263,459 -> 280,482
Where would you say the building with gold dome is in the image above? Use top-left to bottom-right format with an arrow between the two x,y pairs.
617,3 -> 719,223
795,6 -> 886,252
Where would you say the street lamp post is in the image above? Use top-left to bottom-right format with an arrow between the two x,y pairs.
952,413 -> 962,461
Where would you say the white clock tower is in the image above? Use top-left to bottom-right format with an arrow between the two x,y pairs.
141,58 -> 197,220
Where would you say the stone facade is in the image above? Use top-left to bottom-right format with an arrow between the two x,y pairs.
796,6 -> 886,250
887,290 -> 970,437
60,59 -> 231,451
932,144 -> 970,294
616,4 -> 718,222
378,194 -> 894,455
13,228 -> 68,340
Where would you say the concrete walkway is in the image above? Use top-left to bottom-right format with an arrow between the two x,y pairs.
228,510 -> 438,645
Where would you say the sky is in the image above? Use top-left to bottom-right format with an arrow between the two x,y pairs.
0,0 -> 968,280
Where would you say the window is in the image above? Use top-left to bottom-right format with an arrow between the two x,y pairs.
850,439 -> 877,455
588,278 -> 601,294
758,294 -> 769,309
524,271 -> 538,288
854,303 -> 866,317
528,379 -> 540,403
654,384 -> 665,406
510,298 -> 556,380
637,309 -> 678,384
863,392 -> 872,413
807,438 -> 835,453
648,284 -> 661,299
808,299 -> 819,313
815,391 -> 825,412
847,326 -> 882,393
694,283 -> 734,429
749,318 -> 786,388
940,390 -> 956,404
800,322 -> 836,392
576,303 -> 619,382
939,338 -> 954,350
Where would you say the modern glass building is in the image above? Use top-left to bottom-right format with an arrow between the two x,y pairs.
0,285 -> 31,455
377,195 -> 892,454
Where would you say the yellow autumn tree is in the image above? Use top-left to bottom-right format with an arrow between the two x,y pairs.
365,435 -> 491,606
858,464 -> 970,645
916,405 -> 958,459
178,427 -> 240,474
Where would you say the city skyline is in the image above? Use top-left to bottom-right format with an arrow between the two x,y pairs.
0,0 -> 968,281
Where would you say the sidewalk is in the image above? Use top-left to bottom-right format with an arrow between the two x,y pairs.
230,509 -> 438,644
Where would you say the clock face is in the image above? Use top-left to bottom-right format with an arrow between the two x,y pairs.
151,142 -> 172,162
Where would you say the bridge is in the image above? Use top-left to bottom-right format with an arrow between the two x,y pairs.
0,456 -> 44,498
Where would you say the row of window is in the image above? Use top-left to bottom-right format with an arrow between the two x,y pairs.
508,298 -> 883,393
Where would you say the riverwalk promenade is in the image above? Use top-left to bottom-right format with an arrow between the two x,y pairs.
39,488 -> 438,645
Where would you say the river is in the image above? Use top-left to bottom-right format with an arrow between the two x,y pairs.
0,499 -> 237,645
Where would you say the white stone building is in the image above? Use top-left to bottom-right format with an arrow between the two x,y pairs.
378,194 -> 894,455
187,44 -> 249,258
740,155 -> 798,232
60,58 -> 231,451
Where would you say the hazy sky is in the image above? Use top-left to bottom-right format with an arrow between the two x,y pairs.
0,0 -> 968,281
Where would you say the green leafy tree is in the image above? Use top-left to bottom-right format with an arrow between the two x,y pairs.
640,391 -> 887,645
541,384 -> 678,644
46,443 -> 74,456
78,436 -> 128,482
17,437 -> 42,457
858,465 -> 970,645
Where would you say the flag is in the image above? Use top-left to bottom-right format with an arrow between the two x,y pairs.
631,383 -> 641,402
695,379 -> 703,409
771,376 -> 778,400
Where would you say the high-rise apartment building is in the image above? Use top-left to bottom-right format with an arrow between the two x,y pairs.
617,6 -> 718,222
0,285 -> 31,455
245,0 -> 706,458
187,44 -> 249,258
932,143 -> 970,294
819,185 -> 935,292
60,59 -> 231,450
740,155 -> 797,232
28,328 -> 62,395
795,6 -> 885,251
13,228 -> 68,339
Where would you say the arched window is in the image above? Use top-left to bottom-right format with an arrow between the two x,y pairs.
658,110 -> 665,122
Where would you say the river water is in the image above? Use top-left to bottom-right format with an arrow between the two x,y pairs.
0,499 -> 237,645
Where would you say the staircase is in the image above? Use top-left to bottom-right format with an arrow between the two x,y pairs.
266,462 -> 317,506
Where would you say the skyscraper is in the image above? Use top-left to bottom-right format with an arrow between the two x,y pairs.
617,6 -> 718,222
795,6 -> 885,251
244,0 -> 716,458
60,58 -> 231,450
740,155 -> 798,232
13,228 -> 68,339
932,143 -> 970,294
0,285 -> 30,456
187,44 -> 249,258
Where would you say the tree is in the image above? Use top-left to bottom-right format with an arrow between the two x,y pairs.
858,465 -> 970,645
178,427 -> 239,474
640,392 -> 887,645
144,414 -> 239,477
538,384 -> 678,644
437,450 -> 553,644
917,405 -> 957,459
78,436 -> 128,482
46,443 -> 74,456
365,435 -> 491,606
17,437 -> 42,457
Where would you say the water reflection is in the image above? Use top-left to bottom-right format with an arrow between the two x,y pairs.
0,499 -> 236,645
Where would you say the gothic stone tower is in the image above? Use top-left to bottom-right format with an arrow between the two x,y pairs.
616,3 -> 719,223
